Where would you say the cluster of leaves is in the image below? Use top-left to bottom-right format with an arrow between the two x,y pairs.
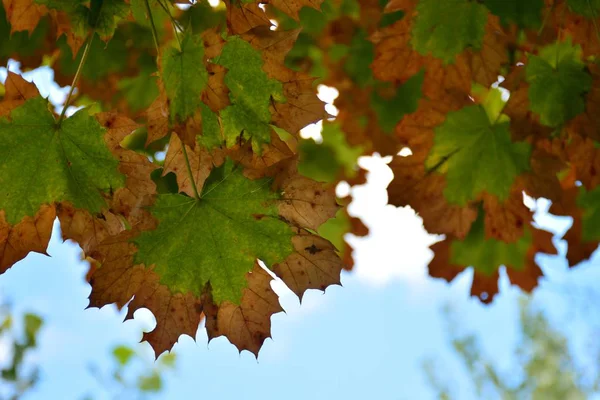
272,0 -> 600,302
0,306 -> 42,400
85,344 -> 176,399
1,0 -> 600,357
424,297 -> 600,399
0,303 -> 175,399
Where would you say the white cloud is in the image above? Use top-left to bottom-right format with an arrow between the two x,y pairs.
347,155 -> 440,287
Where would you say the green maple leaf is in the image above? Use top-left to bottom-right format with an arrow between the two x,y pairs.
567,0 -> 600,17
0,97 -> 124,225
426,105 -> 531,205
36,0 -> 128,40
526,39 -> 592,127
133,159 -> 294,304
317,208 -> 350,254
298,122 -> 363,183
483,0 -> 544,28
35,0 -> 88,37
216,36 -> 286,153
196,104 -> 223,150
371,70 -> 424,133
89,0 -> 128,39
161,32 -> 208,123
577,186 -> 600,241
344,29 -> 374,87
450,213 -> 531,275
411,0 -> 488,62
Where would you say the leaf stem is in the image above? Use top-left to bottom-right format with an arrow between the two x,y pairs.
157,0 -> 184,32
587,0 -> 600,42
57,32 -> 95,126
157,0 -> 182,49
537,1 -> 555,37
144,0 -> 161,55
181,144 -> 201,200
145,0 -> 200,200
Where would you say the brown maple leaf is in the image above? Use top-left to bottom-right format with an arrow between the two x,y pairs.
96,112 -> 158,228
466,16 -> 510,90
162,134 -> 219,198
0,72 -> 39,117
225,0 -> 272,34
204,262 -> 282,355
334,85 -> 400,156
0,205 -> 55,274
549,168 -> 600,267
429,227 -> 556,303
268,0 -> 323,20
563,134 -> 600,190
483,182 -> 532,243
388,155 -> 478,239
561,4 -> 600,58
272,228 -> 344,300
145,85 -> 171,146
85,231 -> 204,356
0,73 -> 55,272
2,0 -> 47,34
228,129 -> 295,171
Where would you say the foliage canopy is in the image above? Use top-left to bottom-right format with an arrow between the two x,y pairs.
1,0 -> 600,357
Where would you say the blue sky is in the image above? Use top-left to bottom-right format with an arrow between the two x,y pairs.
1,64 -> 600,400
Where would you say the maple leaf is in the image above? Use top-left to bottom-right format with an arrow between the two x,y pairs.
370,14 -> 506,101
0,204 -> 55,273
203,262 -> 282,355
134,158 -> 337,303
429,213 -> 556,303
225,0 -> 272,34
0,72 -> 39,117
482,182 -> 533,243
386,95 -> 479,238
145,86 -> 170,146
85,231 -> 205,356
161,32 -> 208,124
0,76 -> 136,272
371,70 -> 423,133
525,39 -> 592,127
227,128 -> 294,172
2,0 -> 47,33
298,122 -> 364,183
216,36 -> 286,151
238,26 -> 328,132
427,104 -> 531,205
82,156 -> 339,356
37,0 -> 128,41
0,97 -> 125,226
388,155 -> 479,239
411,0 -> 488,62
96,112 -> 158,227
162,134 -> 217,198
549,172 -> 600,267
265,0 -> 323,20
